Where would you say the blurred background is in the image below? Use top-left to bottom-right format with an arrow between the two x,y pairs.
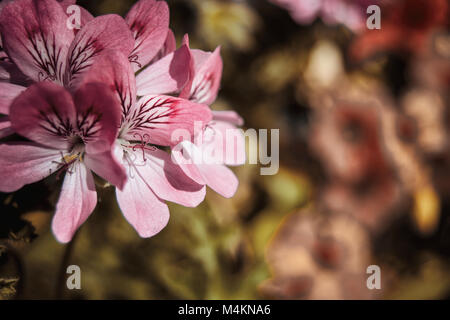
0,0 -> 449,299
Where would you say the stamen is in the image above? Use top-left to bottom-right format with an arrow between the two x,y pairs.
37,71 -> 56,82
51,151 -> 83,180
128,54 -> 142,69
121,133 -> 156,162
203,123 -> 218,144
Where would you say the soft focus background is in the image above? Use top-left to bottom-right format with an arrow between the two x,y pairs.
1,0 -> 450,299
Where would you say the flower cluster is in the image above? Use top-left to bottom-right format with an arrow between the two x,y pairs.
0,0 -> 245,243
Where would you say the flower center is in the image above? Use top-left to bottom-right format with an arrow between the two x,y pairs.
50,135 -> 86,179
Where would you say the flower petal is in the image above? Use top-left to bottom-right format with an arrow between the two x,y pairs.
126,0 -> 170,71
0,60 -> 31,85
180,46 -> 223,105
150,28 -> 176,64
59,1 -> 94,32
197,162 -> 239,198
71,50 -> 136,125
73,82 -> 122,154
172,140 -> 239,198
124,147 -> 205,207
0,83 -> 26,115
0,141 -> 61,192
136,44 -> 191,96
206,120 -> 246,166
122,95 -> 212,146
65,14 -> 134,86
212,110 -> 244,126
84,149 -> 127,190
52,161 -> 97,243
9,82 -> 76,150
0,0 -> 74,83
0,117 -> 14,139
116,165 -> 169,238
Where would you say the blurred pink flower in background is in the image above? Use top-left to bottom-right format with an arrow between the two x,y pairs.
350,0 -> 448,61
261,210 -> 377,299
270,0 -> 371,32
308,83 -> 405,232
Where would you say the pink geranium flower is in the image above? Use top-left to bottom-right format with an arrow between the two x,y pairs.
0,0 -> 240,240
73,0 -> 215,237
78,49 -> 212,237
0,82 -> 126,242
0,0 -> 134,137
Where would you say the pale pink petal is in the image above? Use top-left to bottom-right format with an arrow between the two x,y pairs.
197,162 -> 239,198
0,83 -> 26,115
84,150 -> 127,190
171,142 -> 206,185
65,14 -> 134,86
206,120 -> 246,166
122,95 -> 212,146
9,82 -> 76,150
172,140 -> 239,198
124,148 -> 205,207
52,161 -> 97,243
72,83 -> 122,154
116,167 -> 169,238
136,44 -> 191,96
148,28 -> 176,65
180,46 -> 223,105
0,0 -> 74,83
0,142 -> 61,192
59,1 -> 94,31
126,0 -> 170,71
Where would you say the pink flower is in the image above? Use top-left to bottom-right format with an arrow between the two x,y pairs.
179,37 -> 223,106
270,0 -> 370,32
0,0 -> 134,137
350,0 -> 448,61
76,38 -> 212,237
172,37 -> 246,198
0,0 -> 240,240
0,82 -> 126,243
28,0 -> 214,238
113,84 -> 212,238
